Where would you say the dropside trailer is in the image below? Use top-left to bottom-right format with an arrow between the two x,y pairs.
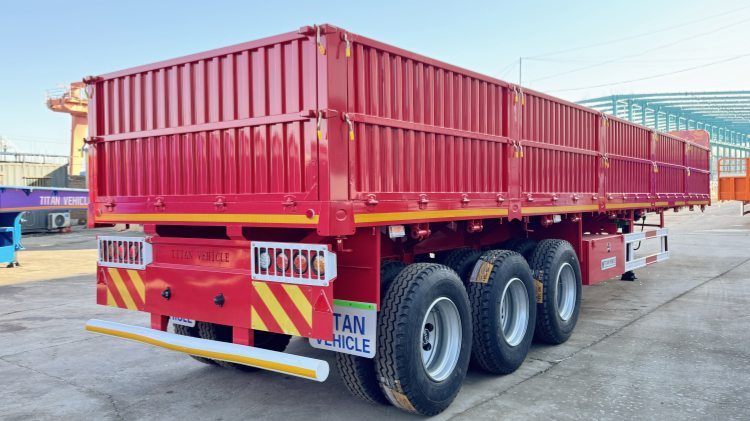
84,24 -> 710,415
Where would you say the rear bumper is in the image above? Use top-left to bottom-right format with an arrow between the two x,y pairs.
85,319 -> 329,381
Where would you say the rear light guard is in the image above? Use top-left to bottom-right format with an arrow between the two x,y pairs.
251,241 -> 336,286
98,236 -> 153,270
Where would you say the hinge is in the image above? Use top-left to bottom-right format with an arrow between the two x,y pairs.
305,109 -> 339,119
343,32 -> 351,58
83,136 -> 103,145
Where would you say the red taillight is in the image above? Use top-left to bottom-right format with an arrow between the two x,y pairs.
292,252 -> 309,275
275,251 -> 290,273
311,252 -> 325,277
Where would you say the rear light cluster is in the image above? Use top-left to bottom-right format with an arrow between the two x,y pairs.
251,241 -> 336,286
97,236 -> 153,270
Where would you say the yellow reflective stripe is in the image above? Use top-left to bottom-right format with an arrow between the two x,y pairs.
85,325 -> 317,380
251,307 -> 268,332
106,289 -> 116,306
253,282 -> 300,336
521,205 -> 598,214
354,208 -> 509,223
605,202 -> 652,210
108,268 -> 136,310
282,284 -> 312,327
126,270 -> 146,303
97,213 -> 318,225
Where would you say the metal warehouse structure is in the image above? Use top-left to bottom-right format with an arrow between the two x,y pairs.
578,91 -> 750,180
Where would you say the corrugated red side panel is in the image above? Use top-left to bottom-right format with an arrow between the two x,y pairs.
88,25 -> 711,230
92,32 -> 319,201
520,94 -> 598,195
346,39 -> 508,200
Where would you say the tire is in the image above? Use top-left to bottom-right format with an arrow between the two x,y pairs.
173,324 -> 217,366
468,250 -> 536,374
441,248 -> 482,284
336,260 -> 405,405
195,322 -> 291,371
506,238 -> 538,261
379,260 -> 406,298
529,239 -> 582,344
376,263 -> 472,416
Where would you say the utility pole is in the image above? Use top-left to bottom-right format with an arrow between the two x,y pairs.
519,57 -> 523,86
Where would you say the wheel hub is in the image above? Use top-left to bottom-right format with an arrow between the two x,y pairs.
499,277 -> 529,347
556,262 -> 577,321
420,297 -> 462,382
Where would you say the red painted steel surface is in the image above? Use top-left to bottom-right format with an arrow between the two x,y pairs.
96,237 -> 334,340
86,24 -> 711,235
581,234 -> 625,285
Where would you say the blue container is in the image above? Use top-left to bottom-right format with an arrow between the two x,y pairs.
0,212 -> 22,266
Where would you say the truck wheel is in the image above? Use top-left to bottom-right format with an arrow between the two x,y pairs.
375,263 -> 472,416
468,250 -> 536,374
196,322 -> 291,371
529,240 -> 582,344
173,324 -> 217,366
441,248 -> 482,284
506,238 -> 538,261
336,260 -> 405,405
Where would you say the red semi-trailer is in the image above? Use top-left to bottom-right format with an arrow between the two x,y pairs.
84,24 -> 710,415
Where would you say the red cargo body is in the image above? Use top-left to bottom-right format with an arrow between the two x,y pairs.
87,25 -> 709,232
86,24 -> 710,362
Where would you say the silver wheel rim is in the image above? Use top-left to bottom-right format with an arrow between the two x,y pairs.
556,262 -> 577,321
420,297 -> 462,382
499,278 -> 529,347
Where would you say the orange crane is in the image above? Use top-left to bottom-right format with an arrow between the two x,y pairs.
46,82 -> 88,176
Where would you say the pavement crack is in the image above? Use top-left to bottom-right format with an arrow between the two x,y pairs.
0,337 -> 98,359
0,303 -> 71,318
0,356 -> 125,420
448,255 -> 750,420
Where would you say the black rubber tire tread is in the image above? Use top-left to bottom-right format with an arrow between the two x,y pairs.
375,263 -> 472,416
507,238 -> 538,261
467,250 -> 537,374
336,352 -> 388,405
528,239 -> 582,345
196,322 -> 291,371
173,324 -> 217,366
335,260 -> 405,405
441,248 -> 483,284
379,260 -> 407,298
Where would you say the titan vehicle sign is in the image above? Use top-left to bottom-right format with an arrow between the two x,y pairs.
309,300 -> 376,358
0,186 -> 88,212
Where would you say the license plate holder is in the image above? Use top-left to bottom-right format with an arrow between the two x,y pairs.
309,300 -> 376,358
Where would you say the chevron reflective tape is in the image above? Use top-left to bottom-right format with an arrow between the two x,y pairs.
104,267 -> 146,311
251,281 -> 313,337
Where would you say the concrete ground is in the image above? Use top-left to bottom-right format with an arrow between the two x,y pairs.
1,203 -> 748,420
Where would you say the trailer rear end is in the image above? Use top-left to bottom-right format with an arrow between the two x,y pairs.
84,24 -> 710,415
